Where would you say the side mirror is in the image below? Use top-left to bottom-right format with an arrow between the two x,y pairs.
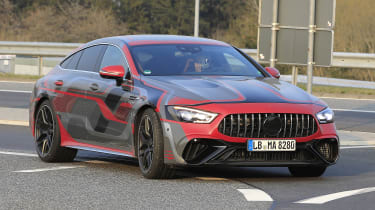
265,67 -> 281,79
100,65 -> 125,79
100,65 -> 125,86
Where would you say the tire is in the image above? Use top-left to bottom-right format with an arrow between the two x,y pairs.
34,100 -> 77,162
136,108 -> 175,179
288,166 -> 327,177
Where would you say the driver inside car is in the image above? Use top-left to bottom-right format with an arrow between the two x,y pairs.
183,55 -> 211,73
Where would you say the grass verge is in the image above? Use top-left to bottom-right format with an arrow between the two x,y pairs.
0,73 -> 42,82
298,84 -> 375,99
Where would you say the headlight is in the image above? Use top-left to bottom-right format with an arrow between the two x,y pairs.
170,106 -> 218,123
316,108 -> 334,124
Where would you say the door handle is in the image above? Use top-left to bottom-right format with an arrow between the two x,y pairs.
54,80 -> 64,86
129,95 -> 139,100
89,83 -> 99,91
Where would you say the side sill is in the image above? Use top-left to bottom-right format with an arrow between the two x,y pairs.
66,145 -> 136,158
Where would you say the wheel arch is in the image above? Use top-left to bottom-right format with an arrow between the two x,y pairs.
34,95 -> 50,120
133,104 -> 160,157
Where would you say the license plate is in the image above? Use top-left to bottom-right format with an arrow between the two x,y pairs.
247,140 -> 296,151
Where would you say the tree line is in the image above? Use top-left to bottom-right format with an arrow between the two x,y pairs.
0,0 -> 374,81
0,0 -> 258,48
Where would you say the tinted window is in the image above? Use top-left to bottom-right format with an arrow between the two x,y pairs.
60,56 -> 72,69
76,45 -> 106,72
60,50 -> 83,70
131,45 -> 264,77
100,46 -> 127,71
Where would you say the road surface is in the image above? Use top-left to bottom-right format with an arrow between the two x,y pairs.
0,80 -> 375,209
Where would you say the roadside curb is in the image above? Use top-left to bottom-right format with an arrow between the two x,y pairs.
338,130 -> 375,146
0,108 -> 29,122
0,80 -> 35,84
0,120 -> 29,127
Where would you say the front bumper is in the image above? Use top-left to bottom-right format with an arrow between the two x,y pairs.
181,138 -> 339,166
161,103 -> 339,166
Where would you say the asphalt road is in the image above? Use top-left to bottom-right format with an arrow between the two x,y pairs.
1,81 -> 375,209
0,125 -> 375,209
0,91 -> 30,109
0,81 -> 33,109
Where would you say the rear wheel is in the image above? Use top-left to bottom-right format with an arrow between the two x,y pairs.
34,100 -> 77,162
136,108 -> 175,179
288,166 -> 327,177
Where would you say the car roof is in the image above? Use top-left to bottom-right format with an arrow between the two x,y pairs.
84,35 -> 230,48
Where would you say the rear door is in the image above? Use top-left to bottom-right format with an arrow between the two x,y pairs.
59,45 -> 106,143
83,45 -> 134,151
55,49 -> 89,142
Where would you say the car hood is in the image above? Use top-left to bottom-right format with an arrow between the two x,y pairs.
142,75 -> 326,106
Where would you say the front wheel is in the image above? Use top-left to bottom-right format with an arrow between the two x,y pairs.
136,108 -> 175,179
288,166 -> 327,177
34,100 -> 77,162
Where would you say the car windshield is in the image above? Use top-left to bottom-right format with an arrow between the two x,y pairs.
130,44 -> 264,77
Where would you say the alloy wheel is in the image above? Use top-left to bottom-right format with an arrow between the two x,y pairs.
35,105 -> 55,157
138,116 -> 154,172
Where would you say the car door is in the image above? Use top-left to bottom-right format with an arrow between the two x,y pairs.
59,45 -> 107,143
55,49 -> 93,142
83,45 -> 134,151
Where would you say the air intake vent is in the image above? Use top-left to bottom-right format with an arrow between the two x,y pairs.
182,141 -> 209,162
218,113 -> 318,138
315,139 -> 339,162
182,140 -> 221,164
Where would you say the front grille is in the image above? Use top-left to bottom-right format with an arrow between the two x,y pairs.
218,113 -> 318,138
218,149 -> 316,162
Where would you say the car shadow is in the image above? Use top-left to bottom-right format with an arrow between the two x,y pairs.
72,148 -> 375,180
75,150 -> 139,166
177,148 -> 375,180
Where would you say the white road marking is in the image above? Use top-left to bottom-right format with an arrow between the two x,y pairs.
195,177 -> 229,181
333,108 -> 375,114
341,146 -> 375,149
0,89 -> 32,93
0,120 -> 29,126
295,187 -> 375,204
0,80 -> 34,84
0,151 -> 37,157
13,166 -> 85,173
83,160 -> 112,164
320,97 -> 375,101
237,189 -> 273,202
338,130 -> 375,135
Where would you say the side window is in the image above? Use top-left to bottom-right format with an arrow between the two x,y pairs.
76,45 -> 106,72
60,50 -> 82,70
100,45 -> 128,72
60,56 -> 72,69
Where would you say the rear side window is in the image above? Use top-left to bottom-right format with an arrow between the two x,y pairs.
60,56 -> 72,69
100,46 -> 128,71
76,45 -> 106,72
60,50 -> 83,70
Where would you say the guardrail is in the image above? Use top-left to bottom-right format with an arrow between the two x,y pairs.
241,49 -> 375,69
0,41 -> 374,76
0,41 -> 81,57
0,41 -> 81,75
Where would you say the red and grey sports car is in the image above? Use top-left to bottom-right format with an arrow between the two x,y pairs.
29,35 -> 339,179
